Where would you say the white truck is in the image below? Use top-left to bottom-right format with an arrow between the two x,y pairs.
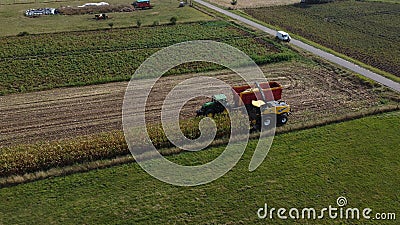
276,31 -> 291,42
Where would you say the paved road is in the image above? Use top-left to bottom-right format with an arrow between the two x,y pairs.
194,0 -> 400,92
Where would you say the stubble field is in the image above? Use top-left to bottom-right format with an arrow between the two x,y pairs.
1,60 -> 396,148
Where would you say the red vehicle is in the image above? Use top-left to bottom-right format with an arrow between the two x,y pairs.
231,81 -> 282,106
196,81 -> 290,129
196,81 -> 283,116
132,0 -> 153,9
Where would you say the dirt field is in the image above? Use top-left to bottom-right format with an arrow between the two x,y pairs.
207,0 -> 300,8
0,61 -> 391,147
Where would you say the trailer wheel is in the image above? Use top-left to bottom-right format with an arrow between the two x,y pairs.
277,114 -> 288,126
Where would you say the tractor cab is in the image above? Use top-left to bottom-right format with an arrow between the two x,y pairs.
212,94 -> 228,105
196,94 -> 228,117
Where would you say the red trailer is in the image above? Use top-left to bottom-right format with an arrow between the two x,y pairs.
232,81 -> 282,107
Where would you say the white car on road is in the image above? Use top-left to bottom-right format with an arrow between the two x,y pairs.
276,31 -> 291,42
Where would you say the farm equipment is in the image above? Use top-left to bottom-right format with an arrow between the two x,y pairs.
196,94 -> 229,117
250,82 -> 290,129
94,13 -> 108,20
196,81 -> 290,129
132,0 -> 153,9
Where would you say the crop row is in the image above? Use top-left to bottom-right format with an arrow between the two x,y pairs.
0,114 -> 239,177
0,32 -> 296,95
0,49 -> 294,94
244,1 -> 400,77
0,21 -> 250,59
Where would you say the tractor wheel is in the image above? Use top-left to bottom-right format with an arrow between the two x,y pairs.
205,109 -> 215,117
277,114 -> 288,126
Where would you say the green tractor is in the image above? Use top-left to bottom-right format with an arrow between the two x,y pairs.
196,94 -> 228,117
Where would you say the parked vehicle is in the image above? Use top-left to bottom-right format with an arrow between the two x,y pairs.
276,31 -> 291,42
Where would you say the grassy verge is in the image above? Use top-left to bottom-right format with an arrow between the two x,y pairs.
0,111 -> 398,224
242,1 -> 400,81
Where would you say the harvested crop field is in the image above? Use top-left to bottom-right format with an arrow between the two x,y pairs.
206,0 -> 300,8
1,61 -> 397,148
